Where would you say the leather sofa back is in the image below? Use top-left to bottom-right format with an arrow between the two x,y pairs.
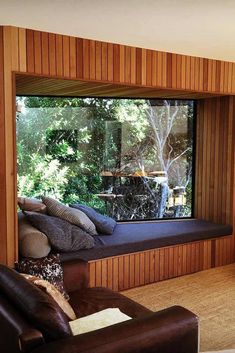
0,292 -> 37,353
0,265 -> 72,342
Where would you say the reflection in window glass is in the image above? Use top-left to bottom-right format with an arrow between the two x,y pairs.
16,97 -> 195,220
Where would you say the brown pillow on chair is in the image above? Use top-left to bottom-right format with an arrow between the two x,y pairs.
21,274 -> 76,321
0,265 -> 72,341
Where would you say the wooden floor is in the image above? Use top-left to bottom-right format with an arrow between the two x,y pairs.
123,264 -> 235,352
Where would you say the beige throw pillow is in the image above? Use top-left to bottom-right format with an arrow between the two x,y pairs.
42,196 -> 98,236
69,308 -> 131,335
21,274 -> 76,321
18,213 -> 51,258
18,197 -> 47,213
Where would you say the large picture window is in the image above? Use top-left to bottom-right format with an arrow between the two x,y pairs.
16,97 -> 195,221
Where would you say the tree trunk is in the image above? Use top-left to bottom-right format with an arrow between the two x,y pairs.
158,182 -> 169,218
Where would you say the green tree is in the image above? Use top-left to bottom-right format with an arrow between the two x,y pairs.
17,97 -> 194,219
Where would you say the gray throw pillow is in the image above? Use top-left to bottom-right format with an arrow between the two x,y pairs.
70,204 -> 116,235
24,211 -> 94,252
42,197 -> 98,236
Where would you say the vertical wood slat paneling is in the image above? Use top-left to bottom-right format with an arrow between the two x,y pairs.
76,38 -> 83,79
49,33 -> 56,76
227,97 -> 235,224
156,52 -> 162,87
119,45 -> 125,83
88,235 -> 233,291
107,43 -> 114,82
113,257 -> 119,291
101,42 -> 108,82
125,46 -> 131,84
214,100 -> 220,222
2,27 -> 20,265
0,26 -> 7,265
171,53 -> 177,89
55,35 -> 63,76
113,44 -> 120,83
211,60 -> 216,92
69,37 -> 77,78
62,36 -> 70,77
196,97 -> 234,221
41,32 -> 49,75
107,258 -> 113,289
89,262 -> 96,287
95,41 -> 102,81
136,48 -> 142,85
83,39 -> 90,80
26,29 -> 34,73
34,31 -> 42,74
146,49 -> 152,86
18,28 -> 26,72
22,28 -> 235,94
89,40 -> 96,80
196,96 -> 235,269
129,254 -> 135,288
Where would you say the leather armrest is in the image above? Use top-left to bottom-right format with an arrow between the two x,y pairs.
19,329 -> 45,352
32,306 -> 199,353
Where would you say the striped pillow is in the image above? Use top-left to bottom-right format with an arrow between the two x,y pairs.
42,197 -> 98,236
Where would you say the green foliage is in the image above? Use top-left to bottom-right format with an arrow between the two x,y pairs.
17,97 -> 194,218
17,153 -> 69,200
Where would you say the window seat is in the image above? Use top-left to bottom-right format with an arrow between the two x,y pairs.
60,219 -> 232,263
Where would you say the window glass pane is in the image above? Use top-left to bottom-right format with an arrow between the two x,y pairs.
16,97 -> 195,221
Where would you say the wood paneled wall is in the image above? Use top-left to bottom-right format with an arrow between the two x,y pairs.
0,25 -> 234,274
0,27 -> 23,265
0,27 -> 7,265
195,96 -> 235,226
24,29 -> 235,94
196,96 -> 235,268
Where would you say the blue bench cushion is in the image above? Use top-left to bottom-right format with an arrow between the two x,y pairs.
60,219 -> 232,262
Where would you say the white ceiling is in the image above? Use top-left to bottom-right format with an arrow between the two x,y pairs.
0,0 -> 235,62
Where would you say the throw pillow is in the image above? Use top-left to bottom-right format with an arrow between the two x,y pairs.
70,203 -> 117,235
23,211 -> 95,253
0,265 -> 71,341
21,274 -> 76,321
69,308 -> 131,335
42,196 -> 97,236
15,254 -> 69,300
18,213 -> 51,258
18,197 -> 47,213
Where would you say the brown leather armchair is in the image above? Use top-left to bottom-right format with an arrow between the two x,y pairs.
0,261 -> 199,353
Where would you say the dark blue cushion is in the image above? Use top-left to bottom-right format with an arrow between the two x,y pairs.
70,204 -> 116,235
